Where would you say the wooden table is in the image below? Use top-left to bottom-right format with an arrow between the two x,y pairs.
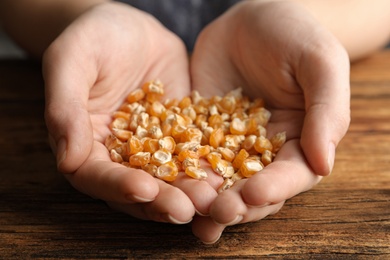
1,51 -> 389,259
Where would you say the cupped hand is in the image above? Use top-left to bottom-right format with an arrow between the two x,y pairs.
42,2 -> 216,224
190,0 -> 350,243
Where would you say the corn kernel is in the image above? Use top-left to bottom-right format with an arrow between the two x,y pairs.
240,158 -> 263,177
185,166 -> 207,180
127,88 -> 145,103
150,149 -> 172,166
261,149 -> 273,166
129,152 -> 151,167
254,136 -> 273,154
155,161 -> 178,182
209,128 -> 224,149
232,149 -> 250,170
127,136 -> 143,155
158,136 -> 176,154
110,149 -> 123,163
270,131 -> 286,153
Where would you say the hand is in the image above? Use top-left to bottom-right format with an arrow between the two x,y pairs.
189,0 -> 350,243
43,2 -> 201,224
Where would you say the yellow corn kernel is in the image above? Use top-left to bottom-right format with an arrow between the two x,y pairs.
261,149 -> 273,166
193,104 -> 209,115
110,149 -> 123,163
217,147 -> 235,162
148,100 -> 166,118
182,106 -> 197,121
135,125 -> 148,139
129,152 -> 151,167
182,157 -> 200,170
180,127 -> 203,143
197,145 -> 211,158
209,128 -> 224,149
112,111 -> 131,121
208,156 -> 234,178
178,96 -> 192,109
150,149 -> 172,166
155,161 -> 178,182
148,125 -> 163,139
111,128 -> 132,142
126,135 -> 143,155
208,114 -> 223,128
148,116 -> 161,128
161,122 -> 172,137
163,98 -> 179,109
105,134 -> 123,151
110,117 -> 129,130
241,135 -> 257,155
249,107 -> 271,127
240,158 -> 263,178
190,90 -> 203,105
249,98 -> 265,111
158,136 -> 176,154
127,88 -> 145,103
178,149 -> 199,162
141,163 -> 158,176
231,170 -> 244,182
223,134 -> 244,153
137,112 -> 149,129
270,131 -> 286,153
244,118 -> 257,135
142,80 -> 164,94
216,95 -> 236,114
232,148 -> 250,170
185,166 -> 207,180
254,136 -> 273,154
171,155 -> 182,171
230,117 -> 247,135
218,178 -> 235,193
143,138 -> 159,154
171,124 -> 187,142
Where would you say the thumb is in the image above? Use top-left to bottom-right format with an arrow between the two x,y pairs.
299,45 -> 351,176
43,45 -> 96,174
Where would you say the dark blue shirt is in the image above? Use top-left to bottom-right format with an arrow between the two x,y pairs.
116,0 -> 241,51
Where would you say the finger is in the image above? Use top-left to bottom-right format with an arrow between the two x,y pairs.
67,141 -> 159,204
209,177 -> 285,224
297,41 -> 350,176
43,40 -> 97,174
191,216 -> 224,244
192,201 -> 284,244
107,179 -> 195,224
171,173 -> 221,216
241,139 -> 322,207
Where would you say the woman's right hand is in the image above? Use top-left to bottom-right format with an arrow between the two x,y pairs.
43,2 -> 218,224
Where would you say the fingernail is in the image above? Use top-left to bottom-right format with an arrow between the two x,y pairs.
127,194 -> 154,203
56,138 -> 67,168
215,215 -> 243,226
166,214 -> 192,225
248,202 -> 270,208
327,143 -> 335,175
202,232 -> 222,245
195,209 -> 209,217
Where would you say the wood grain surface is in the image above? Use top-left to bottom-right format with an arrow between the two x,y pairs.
0,51 -> 389,259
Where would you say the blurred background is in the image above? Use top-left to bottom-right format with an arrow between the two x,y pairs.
0,27 -> 26,59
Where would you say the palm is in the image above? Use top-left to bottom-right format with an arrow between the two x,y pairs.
189,0 -> 351,242
43,3 -> 207,223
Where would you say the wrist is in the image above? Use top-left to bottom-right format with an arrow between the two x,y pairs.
0,0 -> 110,58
